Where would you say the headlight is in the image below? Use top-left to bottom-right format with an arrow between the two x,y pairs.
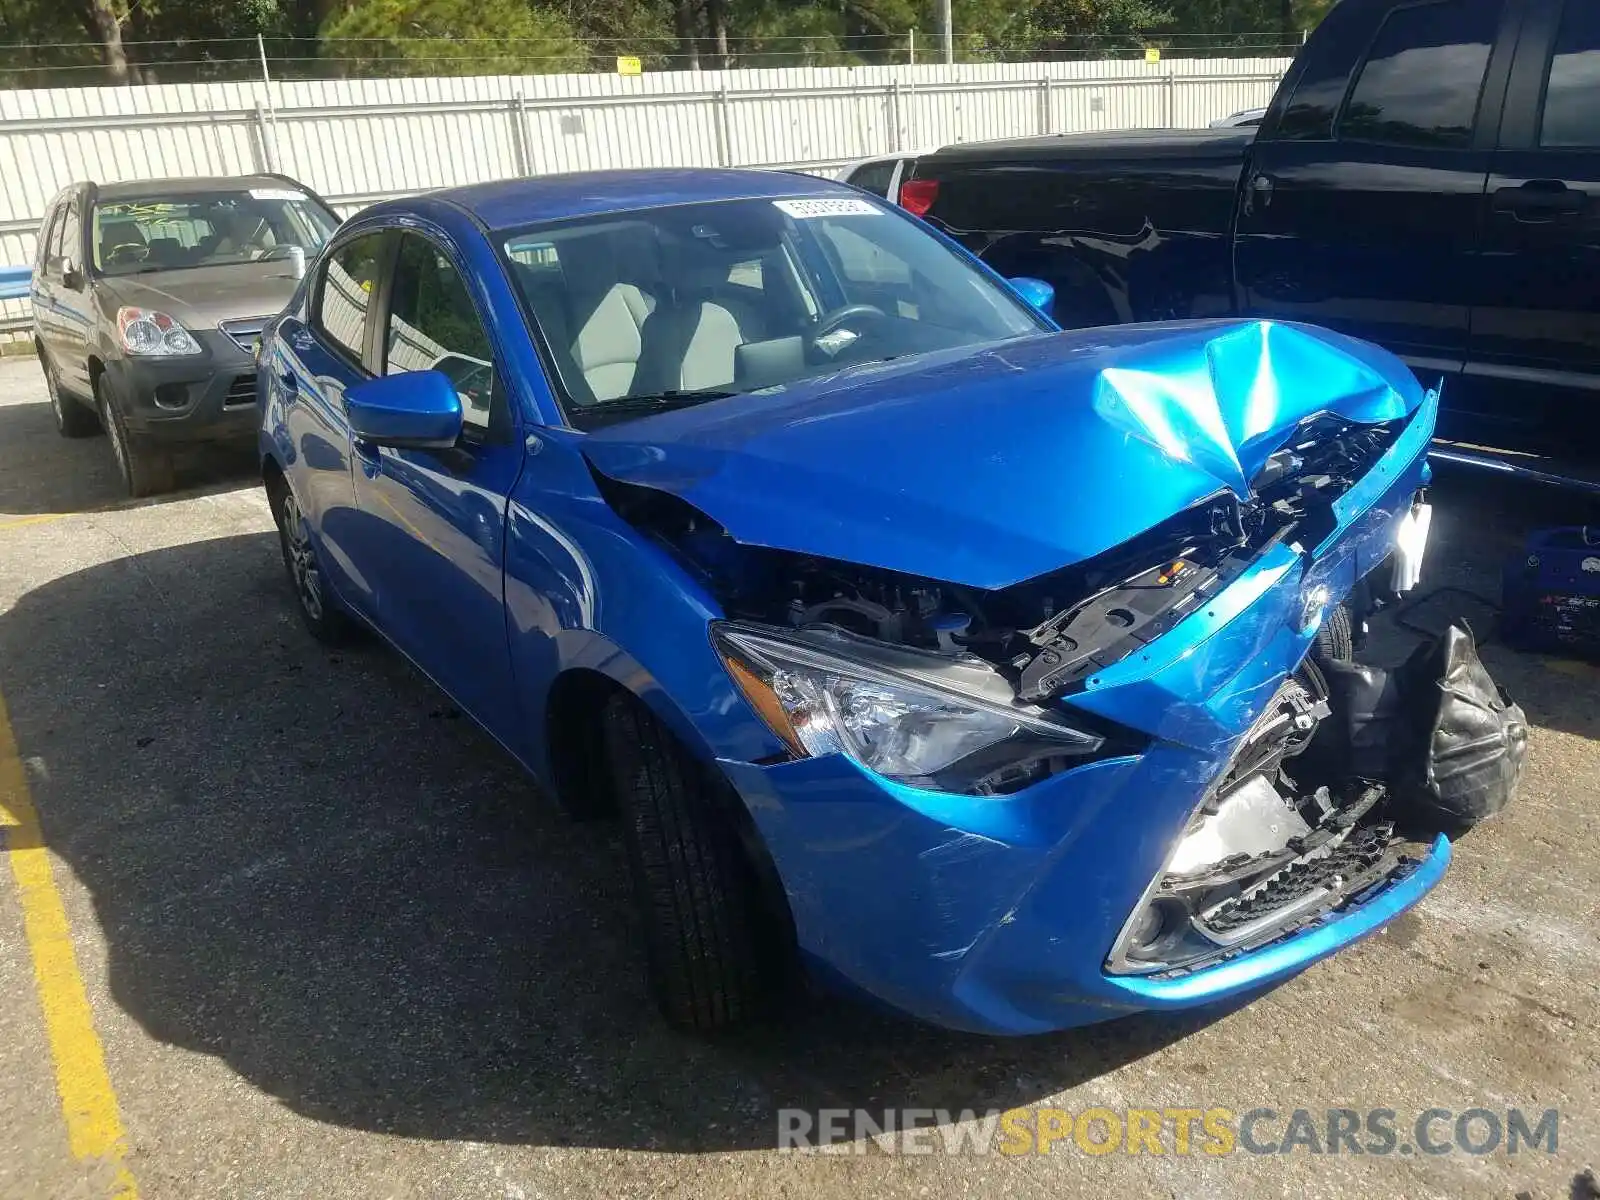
713,622 -> 1107,795
116,307 -> 201,356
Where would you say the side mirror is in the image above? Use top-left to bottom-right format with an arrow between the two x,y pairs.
346,370 -> 463,450
1008,276 -> 1055,315
61,259 -> 85,291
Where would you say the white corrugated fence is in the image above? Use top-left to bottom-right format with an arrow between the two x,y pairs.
0,56 -> 1289,339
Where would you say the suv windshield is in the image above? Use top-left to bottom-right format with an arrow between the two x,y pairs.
500,195 -> 1043,429
93,189 -> 338,277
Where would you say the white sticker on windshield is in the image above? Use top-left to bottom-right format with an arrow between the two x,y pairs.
248,188 -> 306,202
773,197 -> 882,219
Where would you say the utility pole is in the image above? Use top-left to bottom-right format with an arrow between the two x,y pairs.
941,0 -> 954,64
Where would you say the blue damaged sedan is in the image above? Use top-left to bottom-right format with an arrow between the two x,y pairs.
256,168 -> 1454,1036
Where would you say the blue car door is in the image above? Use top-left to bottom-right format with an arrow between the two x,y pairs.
348,229 -> 524,746
269,230 -> 394,620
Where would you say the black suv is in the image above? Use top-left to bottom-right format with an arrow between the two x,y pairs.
31,174 -> 340,496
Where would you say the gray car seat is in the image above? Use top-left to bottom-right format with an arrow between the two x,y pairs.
635,249 -> 769,394
558,232 -> 660,403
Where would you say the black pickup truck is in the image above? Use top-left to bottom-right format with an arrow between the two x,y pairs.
862,0 -> 1600,473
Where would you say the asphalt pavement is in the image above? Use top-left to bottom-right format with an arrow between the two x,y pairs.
0,355 -> 1596,1200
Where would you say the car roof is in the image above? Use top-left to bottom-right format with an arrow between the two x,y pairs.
420,168 -> 860,232
89,175 -> 312,202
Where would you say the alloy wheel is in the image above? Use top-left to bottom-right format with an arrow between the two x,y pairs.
102,394 -> 128,482
279,489 -> 324,622
44,363 -> 64,429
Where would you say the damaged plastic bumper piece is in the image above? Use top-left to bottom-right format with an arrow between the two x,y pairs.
1106,834 -> 1449,1008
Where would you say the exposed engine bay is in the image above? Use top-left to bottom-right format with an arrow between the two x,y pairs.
600,414 -> 1400,702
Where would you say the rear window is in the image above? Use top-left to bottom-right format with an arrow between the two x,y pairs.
1336,0 -> 1502,149
845,160 -> 897,198
1540,0 -> 1600,148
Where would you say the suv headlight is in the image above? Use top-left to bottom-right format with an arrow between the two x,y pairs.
713,622 -> 1109,795
117,307 -> 201,356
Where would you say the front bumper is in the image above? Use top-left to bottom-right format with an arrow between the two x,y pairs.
718,391 -> 1441,1036
103,329 -> 260,444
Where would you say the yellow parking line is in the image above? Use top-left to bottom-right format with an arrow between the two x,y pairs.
0,687 -> 138,1199
0,513 -> 73,533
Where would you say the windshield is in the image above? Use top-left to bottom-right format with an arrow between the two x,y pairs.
93,189 -> 338,277
500,195 -> 1043,429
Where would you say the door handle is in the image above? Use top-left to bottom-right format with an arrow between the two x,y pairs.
277,368 -> 299,398
1492,180 -> 1586,219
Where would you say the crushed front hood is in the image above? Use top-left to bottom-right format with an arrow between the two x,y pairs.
582,320 -> 1424,590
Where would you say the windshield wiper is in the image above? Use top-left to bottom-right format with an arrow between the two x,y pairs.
579,389 -> 740,424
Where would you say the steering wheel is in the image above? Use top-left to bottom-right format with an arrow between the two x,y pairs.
105,242 -> 149,267
808,303 -> 889,347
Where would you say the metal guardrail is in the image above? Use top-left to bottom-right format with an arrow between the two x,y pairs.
0,265 -> 28,301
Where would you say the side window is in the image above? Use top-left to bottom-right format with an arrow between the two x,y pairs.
846,160 -> 897,198
36,206 -> 62,271
1277,35 -> 1360,140
1540,0 -> 1600,148
315,233 -> 387,366
1336,0 -> 1503,149
57,200 -> 82,270
384,234 -> 499,437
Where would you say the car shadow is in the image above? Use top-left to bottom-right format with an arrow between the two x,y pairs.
0,398 -> 257,516
1,532 -> 1234,1153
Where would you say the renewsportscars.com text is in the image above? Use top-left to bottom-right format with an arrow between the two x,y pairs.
777,1106 -> 1560,1157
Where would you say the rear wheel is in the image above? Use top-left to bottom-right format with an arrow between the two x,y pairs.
41,352 -> 99,438
603,693 -> 776,1031
268,475 -> 352,645
96,375 -> 176,498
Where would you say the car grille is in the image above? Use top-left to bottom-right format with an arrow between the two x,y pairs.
1197,821 -> 1395,938
223,375 -> 257,408
218,316 -> 272,356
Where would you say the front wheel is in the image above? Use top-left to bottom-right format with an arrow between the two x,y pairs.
603,694 -> 778,1031
269,477 -> 352,645
1313,602 -> 1355,664
97,378 -> 175,498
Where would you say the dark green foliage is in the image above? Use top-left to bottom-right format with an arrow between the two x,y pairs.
0,0 -> 1330,85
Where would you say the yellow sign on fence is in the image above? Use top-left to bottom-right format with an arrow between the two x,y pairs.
617,55 -> 643,76
1144,47 -> 1161,64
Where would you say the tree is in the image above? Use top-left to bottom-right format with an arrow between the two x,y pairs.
82,0 -> 132,82
320,0 -> 587,76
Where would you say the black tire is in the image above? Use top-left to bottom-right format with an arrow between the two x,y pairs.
268,475 -> 353,645
96,376 -> 176,498
1314,602 -> 1355,664
603,694 -> 773,1030
40,352 -> 100,438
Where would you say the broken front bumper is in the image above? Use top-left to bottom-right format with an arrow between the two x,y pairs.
721,742 -> 1449,1036
717,392 -> 1439,1035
